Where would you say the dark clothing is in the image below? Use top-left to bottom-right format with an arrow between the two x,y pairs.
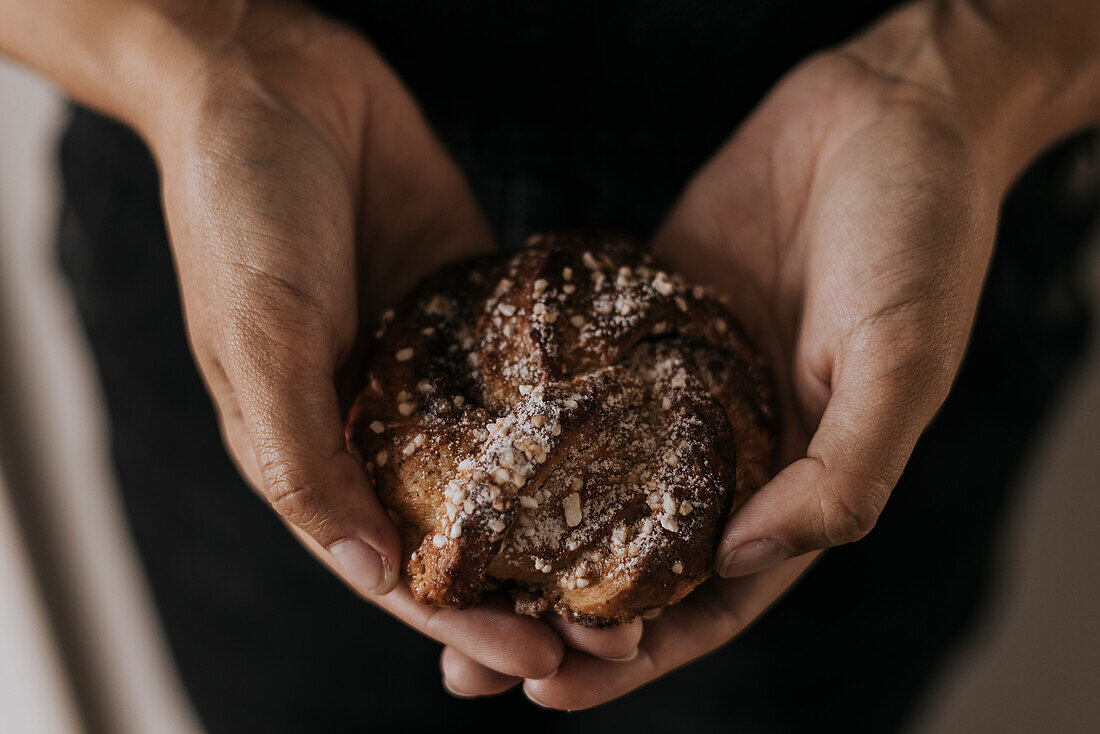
56,2 -> 1097,732
318,0 -> 909,245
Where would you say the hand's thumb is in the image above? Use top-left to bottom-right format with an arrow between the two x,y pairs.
213,314 -> 402,596
715,326 -> 956,577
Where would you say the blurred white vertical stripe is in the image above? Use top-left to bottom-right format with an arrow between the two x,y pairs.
0,472 -> 84,734
0,59 -> 203,734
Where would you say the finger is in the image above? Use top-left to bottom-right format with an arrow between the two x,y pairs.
524,553 -> 817,710
210,296 -> 403,596
215,379 -> 402,598
546,615 -> 643,662
440,646 -> 521,698
289,524 -> 565,678
406,592 -> 563,679
716,318 -> 955,576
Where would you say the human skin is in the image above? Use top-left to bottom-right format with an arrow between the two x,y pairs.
2,0 -> 1098,708
439,0 -> 1100,705
0,0 -> 643,682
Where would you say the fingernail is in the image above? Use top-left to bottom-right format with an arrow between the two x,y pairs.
641,609 -> 662,620
330,538 -> 389,593
717,538 -> 791,578
599,647 -> 638,662
442,677 -> 475,700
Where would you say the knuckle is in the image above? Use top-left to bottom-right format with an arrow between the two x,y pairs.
815,466 -> 891,546
820,491 -> 879,545
262,459 -> 329,531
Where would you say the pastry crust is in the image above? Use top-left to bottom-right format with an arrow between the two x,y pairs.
346,233 -> 775,626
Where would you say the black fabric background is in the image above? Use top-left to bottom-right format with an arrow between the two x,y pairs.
54,2 -> 1097,731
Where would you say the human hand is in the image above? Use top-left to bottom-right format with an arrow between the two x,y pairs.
6,0 -> 1093,702
519,58 -> 989,707
507,0 -> 1100,707
138,2 -> 639,680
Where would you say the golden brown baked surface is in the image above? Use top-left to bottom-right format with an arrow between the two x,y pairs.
346,233 -> 775,626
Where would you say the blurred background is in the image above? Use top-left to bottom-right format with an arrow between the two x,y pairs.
1,59 -> 1098,734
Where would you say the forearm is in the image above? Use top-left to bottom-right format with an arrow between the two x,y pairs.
0,1 -> 240,141
845,0 -> 1100,190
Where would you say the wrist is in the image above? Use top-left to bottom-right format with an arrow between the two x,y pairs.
842,0 -> 1100,193
107,6 -> 239,147
0,1 -> 245,145
142,2 -> 374,168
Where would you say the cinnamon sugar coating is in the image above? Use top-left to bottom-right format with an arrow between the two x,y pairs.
346,233 -> 775,626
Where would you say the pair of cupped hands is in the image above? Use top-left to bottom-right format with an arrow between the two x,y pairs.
157,2 -> 1005,709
